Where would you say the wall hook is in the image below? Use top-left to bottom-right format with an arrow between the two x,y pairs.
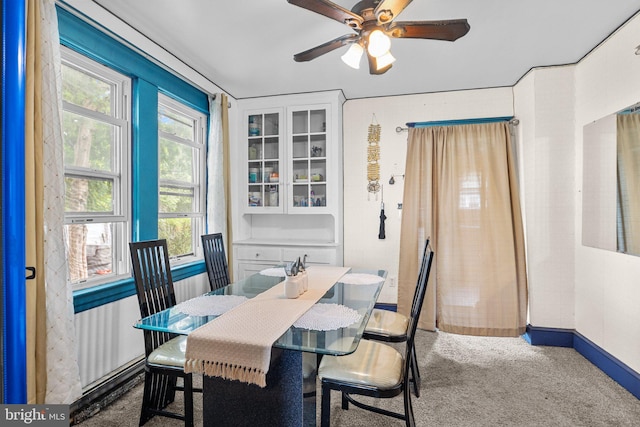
389,174 -> 404,185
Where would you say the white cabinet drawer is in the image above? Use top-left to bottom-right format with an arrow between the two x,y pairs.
236,262 -> 276,280
236,246 -> 281,262
282,248 -> 335,265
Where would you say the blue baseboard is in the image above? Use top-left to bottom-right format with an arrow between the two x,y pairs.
524,325 -> 574,347
526,325 -> 640,400
374,303 -> 397,312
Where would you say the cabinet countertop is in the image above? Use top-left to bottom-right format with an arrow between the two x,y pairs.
233,239 -> 340,247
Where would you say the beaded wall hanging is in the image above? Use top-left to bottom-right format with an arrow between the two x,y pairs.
367,115 -> 381,199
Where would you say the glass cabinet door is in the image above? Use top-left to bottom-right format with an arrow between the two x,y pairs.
247,112 -> 280,209
290,108 -> 327,209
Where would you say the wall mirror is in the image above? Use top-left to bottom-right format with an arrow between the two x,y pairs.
583,102 -> 640,255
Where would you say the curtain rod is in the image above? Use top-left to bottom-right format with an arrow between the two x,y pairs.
396,116 -> 519,133
211,93 -> 232,108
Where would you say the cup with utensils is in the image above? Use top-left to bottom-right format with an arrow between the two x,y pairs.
284,257 -> 307,298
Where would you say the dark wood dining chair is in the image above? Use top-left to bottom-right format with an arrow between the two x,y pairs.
317,243 -> 434,427
129,239 -> 198,427
201,232 -> 230,291
362,239 -> 430,397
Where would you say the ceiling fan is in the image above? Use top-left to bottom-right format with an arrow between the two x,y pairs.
288,0 -> 470,74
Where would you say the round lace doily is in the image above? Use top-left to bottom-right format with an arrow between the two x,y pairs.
175,294 -> 248,317
339,273 -> 384,285
259,267 -> 286,277
293,303 -> 362,331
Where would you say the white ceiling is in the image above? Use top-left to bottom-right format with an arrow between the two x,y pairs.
82,0 -> 640,100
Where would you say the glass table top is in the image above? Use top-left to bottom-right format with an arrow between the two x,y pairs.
134,267 -> 387,356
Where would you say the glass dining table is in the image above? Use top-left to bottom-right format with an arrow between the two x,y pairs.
134,266 -> 387,427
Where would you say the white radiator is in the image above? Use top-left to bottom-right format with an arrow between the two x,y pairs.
74,273 -> 210,388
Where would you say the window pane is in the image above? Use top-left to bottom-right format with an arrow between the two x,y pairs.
65,176 -> 114,213
62,47 -> 130,289
66,222 -> 114,283
159,186 -> 195,213
62,63 -> 112,115
158,217 -> 194,257
159,137 -> 195,182
158,105 -> 195,141
63,110 -> 114,172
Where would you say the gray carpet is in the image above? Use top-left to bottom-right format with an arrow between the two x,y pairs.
75,330 -> 640,426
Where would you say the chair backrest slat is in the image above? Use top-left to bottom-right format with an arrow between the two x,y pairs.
403,241 -> 434,385
409,239 -> 430,315
201,233 -> 230,291
130,239 -> 177,356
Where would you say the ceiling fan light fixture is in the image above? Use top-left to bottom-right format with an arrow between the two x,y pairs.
341,43 -> 364,69
375,50 -> 396,70
288,1 -> 471,75
376,10 -> 393,24
367,30 -> 391,58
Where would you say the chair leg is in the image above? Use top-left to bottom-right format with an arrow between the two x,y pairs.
410,346 -> 421,397
140,368 -> 189,426
139,372 -> 153,426
404,382 -> 416,427
321,383 -> 331,427
184,374 -> 194,427
341,392 -> 349,410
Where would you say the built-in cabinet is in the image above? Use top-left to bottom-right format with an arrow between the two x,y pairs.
235,243 -> 338,279
232,91 -> 345,279
246,109 -> 283,211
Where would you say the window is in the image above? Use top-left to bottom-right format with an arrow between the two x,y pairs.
459,172 -> 481,210
61,47 -> 131,288
157,94 -> 207,260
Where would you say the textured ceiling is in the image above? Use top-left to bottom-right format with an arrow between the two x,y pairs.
77,0 -> 640,100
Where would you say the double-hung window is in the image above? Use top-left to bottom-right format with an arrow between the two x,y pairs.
61,47 -> 131,289
157,94 -> 207,261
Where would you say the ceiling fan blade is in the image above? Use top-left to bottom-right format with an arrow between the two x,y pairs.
387,19 -> 470,41
288,0 -> 364,29
373,0 -> 413,24
367,52 -> 393,75
294,34 -> 359,62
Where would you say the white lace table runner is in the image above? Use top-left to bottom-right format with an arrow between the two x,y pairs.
259,267 -> 286,277
339,273 -> 384,285
185,266 -> 350,388
293,303 -> 362,331
175,295 -> 248,317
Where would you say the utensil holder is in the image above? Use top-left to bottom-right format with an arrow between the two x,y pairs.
284,276 -> 301,299
300,271 -> 308,292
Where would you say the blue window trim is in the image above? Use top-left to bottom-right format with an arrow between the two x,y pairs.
73,261 -> 206,314
57,6 -> 210,313
132,79 -> 160,241
407,116 -> 513,128
57,7 -> 207,115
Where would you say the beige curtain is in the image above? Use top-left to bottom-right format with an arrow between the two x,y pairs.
398,122 -> 527,337
25,0 -> 83,403
25,0 -> 47,403
616,113 -> 640,255
207,94 -> 233,277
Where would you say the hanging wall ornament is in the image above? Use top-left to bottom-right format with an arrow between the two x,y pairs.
367,115 -> 381,200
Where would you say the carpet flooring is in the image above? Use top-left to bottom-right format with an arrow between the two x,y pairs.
75,329 -> 640,426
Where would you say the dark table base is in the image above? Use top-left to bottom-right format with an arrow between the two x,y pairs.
203,348 -> 308,427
